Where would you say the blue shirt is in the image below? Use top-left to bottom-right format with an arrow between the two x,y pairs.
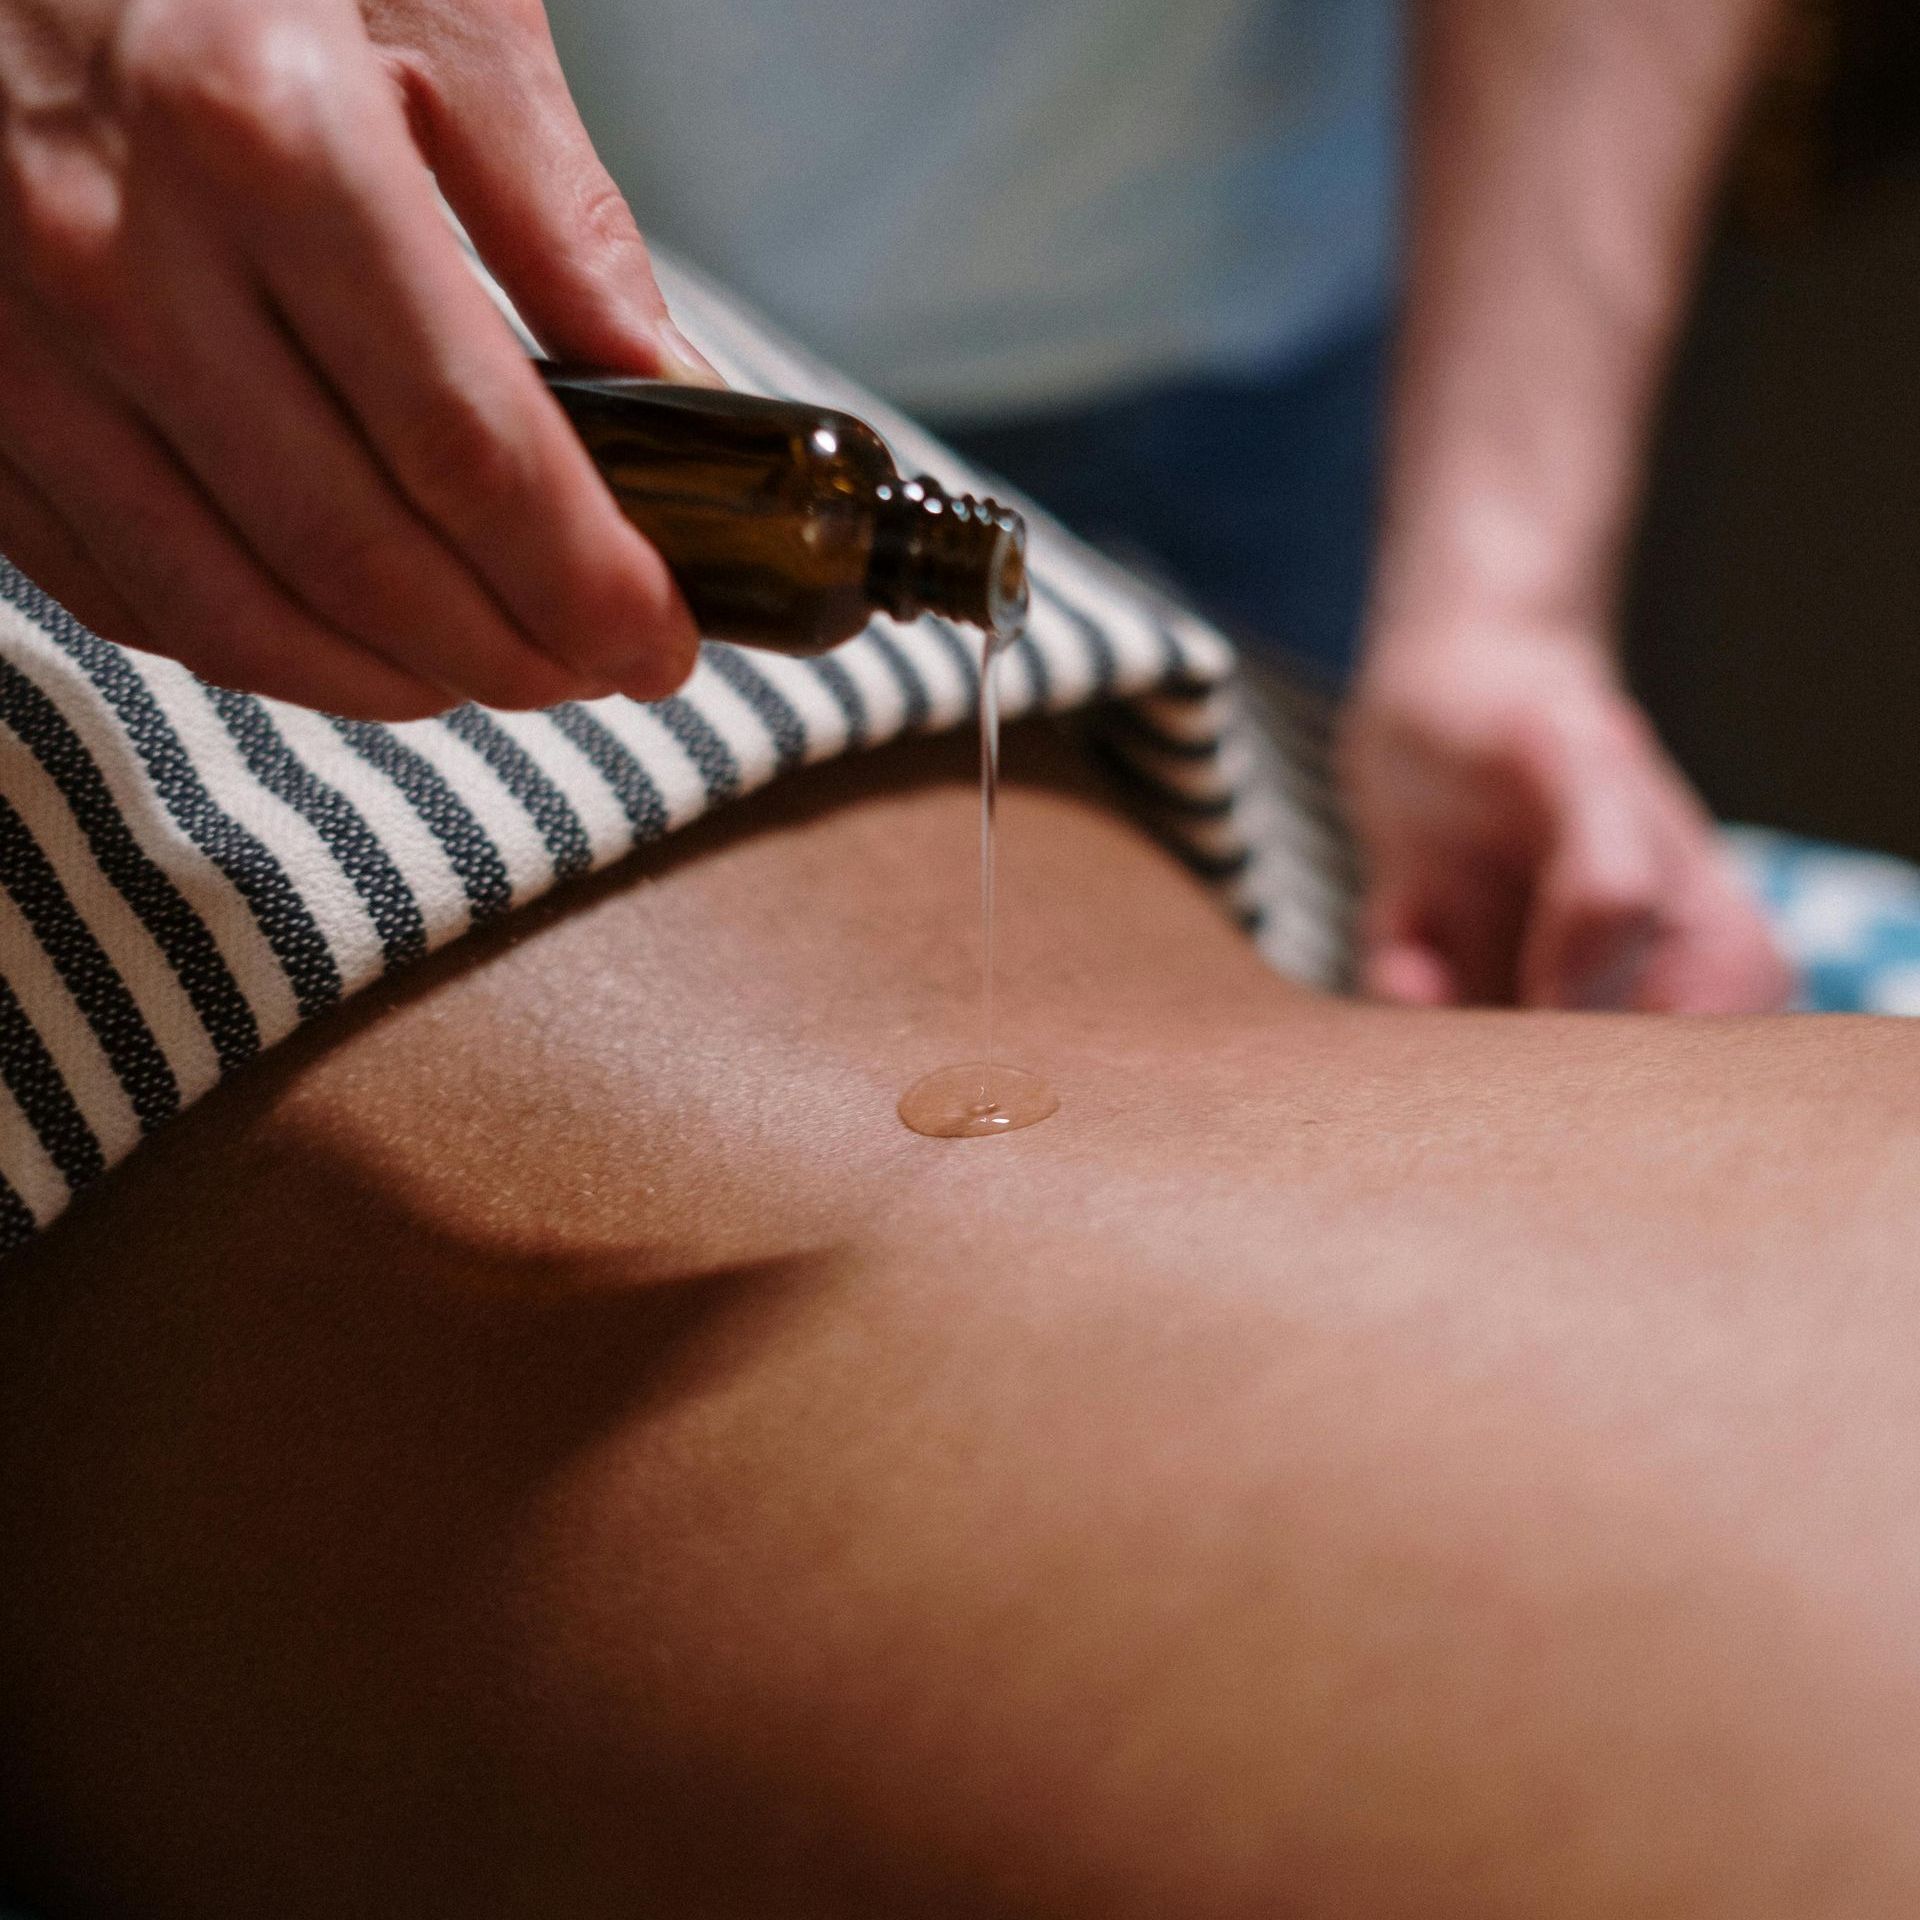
548,0 -> 1402,421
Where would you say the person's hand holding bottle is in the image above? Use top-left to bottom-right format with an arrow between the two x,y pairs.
0,0 -> 707,718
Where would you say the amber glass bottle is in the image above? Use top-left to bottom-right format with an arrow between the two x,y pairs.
540,367 -> 1028,656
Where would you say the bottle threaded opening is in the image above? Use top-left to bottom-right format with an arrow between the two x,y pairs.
868,477 -> 1029,640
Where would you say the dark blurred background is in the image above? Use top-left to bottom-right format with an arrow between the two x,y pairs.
1627,0 -> 1920,857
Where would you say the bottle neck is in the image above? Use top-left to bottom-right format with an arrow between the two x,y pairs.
866,477 -> 1028,642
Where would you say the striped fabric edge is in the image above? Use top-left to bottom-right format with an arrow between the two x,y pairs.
0,250 -> 1354,1257
651,254 -> 1355,979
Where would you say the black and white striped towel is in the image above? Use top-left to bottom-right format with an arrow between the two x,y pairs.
0,253 -> 1354,1257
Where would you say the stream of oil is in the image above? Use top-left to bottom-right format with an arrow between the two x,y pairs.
897,632 -> 1059,1139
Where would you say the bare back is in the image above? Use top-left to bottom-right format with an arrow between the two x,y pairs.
5,722 -> 1920,1918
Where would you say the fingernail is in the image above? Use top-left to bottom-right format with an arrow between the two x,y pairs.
655,320 -> 724,388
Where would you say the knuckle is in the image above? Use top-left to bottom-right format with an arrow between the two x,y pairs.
116,0 -> 339,178
394,385 -> 541,529
571,174 -> 649,272
0,136 -> 126,317
297,509 -> 406,604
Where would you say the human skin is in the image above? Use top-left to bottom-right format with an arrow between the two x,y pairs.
1345,0 -> 1791,1015
0,0 -> 705,718
3,723 -> 1920,1917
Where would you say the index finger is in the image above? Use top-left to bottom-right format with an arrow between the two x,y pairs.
163,19 -> 699,699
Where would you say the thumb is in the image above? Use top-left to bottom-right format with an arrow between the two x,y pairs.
1520,770 -> 1663,1011
398,20 -> 719,383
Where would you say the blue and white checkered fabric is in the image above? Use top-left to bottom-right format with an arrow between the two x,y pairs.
1728,826 -> 1920,1015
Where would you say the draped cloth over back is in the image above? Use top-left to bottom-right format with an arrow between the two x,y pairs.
0,254 -> 1354,1255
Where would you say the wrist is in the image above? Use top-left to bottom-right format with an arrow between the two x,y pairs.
1362,587 -> 1624,691
1368,384 -> 1651,653
1352,604 -> 1632,737
1361,603 -> 1618,681
1367,497 -> 1630,649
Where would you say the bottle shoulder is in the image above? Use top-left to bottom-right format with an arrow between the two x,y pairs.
539,369 -> 898,495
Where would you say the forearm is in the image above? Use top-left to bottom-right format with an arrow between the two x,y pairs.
1372,0 -> 1784,647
